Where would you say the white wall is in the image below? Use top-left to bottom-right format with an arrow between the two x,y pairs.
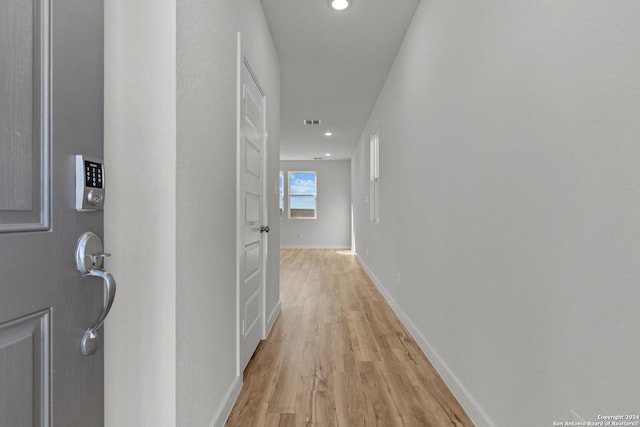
352,1 -> 640,426
280,160 -> 351,249
176,1 -> 280,426
105,1 -> 280,426
104,0 -> 177,425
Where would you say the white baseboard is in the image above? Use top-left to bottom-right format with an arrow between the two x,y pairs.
355,254 -> 496,427
207,303 -> 280,427
266,301 -> 281,336
208,375 -> 242,427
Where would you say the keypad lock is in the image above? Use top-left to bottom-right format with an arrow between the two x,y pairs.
75,155 -> 105,211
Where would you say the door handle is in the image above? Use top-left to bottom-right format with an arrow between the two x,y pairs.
75,232 -> 117,356
260,225 -> 270,233
80,268 -> 116,356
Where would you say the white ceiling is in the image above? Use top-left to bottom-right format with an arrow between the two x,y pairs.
260,0 -> 421,161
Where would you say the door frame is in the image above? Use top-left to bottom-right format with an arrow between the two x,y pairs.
235,32 -> 268,376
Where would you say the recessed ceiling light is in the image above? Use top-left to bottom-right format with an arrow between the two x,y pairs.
324,131 -> 332,137
325,153 -> 332,157
329,0 -> 351,11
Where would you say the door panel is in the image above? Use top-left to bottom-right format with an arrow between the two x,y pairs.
245,142 -> 261,179
239,58 -> 266,371
0,310 -> 50,427
243,286 -> 261,338
0,0 -> 34,211
245,192 -> 260,223
0,0 -> 49,231
244,242 -> 260,277
0,0 -> 105,425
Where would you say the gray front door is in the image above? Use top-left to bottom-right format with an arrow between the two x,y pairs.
0,0 -> 105,425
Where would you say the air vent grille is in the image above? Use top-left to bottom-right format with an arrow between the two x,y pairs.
313,157 -> 323,160
304,119 -> 321,125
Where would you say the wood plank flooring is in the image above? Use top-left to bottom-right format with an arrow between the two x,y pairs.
225,249 -> 474,427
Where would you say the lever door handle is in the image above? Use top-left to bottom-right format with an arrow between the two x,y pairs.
81,268 -> 117,356
260,225 -> 270,233
75,232 -> 118,356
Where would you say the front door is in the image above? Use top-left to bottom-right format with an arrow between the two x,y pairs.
0,0 -> 105,425
238,57 -> 267,372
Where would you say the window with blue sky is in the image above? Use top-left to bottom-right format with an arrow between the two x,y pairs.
288,171 -> 317,219
279,172 -> 284,216
370,132 -> 380,223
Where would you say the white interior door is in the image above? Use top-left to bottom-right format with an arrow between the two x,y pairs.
0,0 -> 106,425
238,55 -> 267,372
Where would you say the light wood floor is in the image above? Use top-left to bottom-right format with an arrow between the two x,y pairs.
225,249 -> 474,427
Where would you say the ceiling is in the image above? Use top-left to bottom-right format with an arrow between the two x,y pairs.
260,0 -> 421,161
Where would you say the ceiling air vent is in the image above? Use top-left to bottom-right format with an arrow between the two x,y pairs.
313,157 -> 323,160
304,119 -> 321,125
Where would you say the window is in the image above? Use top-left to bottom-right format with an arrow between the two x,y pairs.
370,132 -> 380,223
288,171 -> 317,219
279,172 -> 284,216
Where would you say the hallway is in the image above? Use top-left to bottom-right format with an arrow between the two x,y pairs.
226,249 -> 473,426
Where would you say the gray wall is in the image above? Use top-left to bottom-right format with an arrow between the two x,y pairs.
351,1 -> 640,426
105,1 -> 280,426
280,160 -> 351,249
